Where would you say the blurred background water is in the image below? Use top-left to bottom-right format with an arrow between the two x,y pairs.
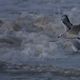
0,0 -> 80,80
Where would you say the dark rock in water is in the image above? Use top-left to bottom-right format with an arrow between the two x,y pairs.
0,61 -> 7,71
0,20 -> 3,27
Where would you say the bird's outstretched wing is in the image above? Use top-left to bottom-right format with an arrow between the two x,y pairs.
61,15 -> 73,30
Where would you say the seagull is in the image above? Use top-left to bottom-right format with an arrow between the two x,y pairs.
59,15 -> 80,52
59,15 -> 80,39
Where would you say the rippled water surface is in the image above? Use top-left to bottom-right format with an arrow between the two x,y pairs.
0,0 -> 80,80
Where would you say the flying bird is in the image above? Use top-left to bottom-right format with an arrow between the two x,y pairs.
59,15 -> 80,52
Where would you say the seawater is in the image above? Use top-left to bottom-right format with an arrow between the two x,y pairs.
0,0 -> 80,80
